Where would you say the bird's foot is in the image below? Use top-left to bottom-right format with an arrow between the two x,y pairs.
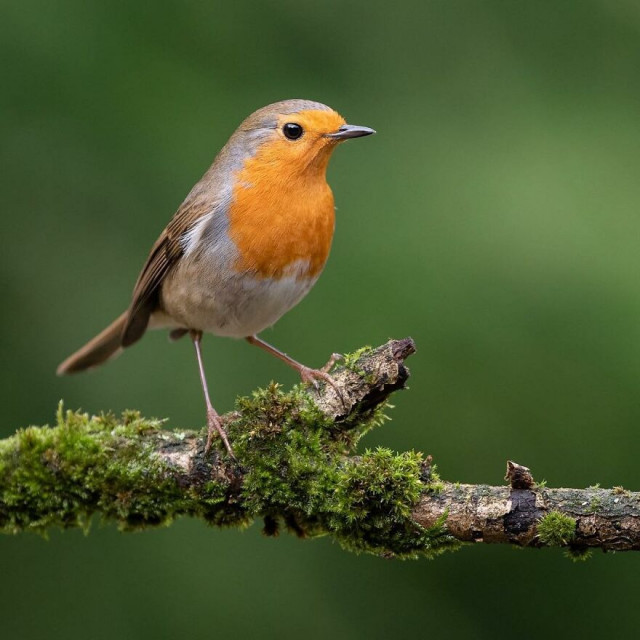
299,365 -> 335,390
298,355 -> 347,409
205,408 -> 235,459
298,353 -> 342,389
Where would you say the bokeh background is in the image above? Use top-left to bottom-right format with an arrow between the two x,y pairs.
2,0 -> 640,637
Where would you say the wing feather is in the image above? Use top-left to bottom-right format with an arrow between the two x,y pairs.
121,200 -> 213,346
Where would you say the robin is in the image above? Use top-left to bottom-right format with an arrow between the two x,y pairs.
57,99 -> 375,456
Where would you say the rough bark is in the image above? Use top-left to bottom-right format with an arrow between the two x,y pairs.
414,479 -> 640,552
1,338 -> 638,557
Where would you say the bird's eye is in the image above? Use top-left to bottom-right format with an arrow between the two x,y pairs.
283,122 -> 304,140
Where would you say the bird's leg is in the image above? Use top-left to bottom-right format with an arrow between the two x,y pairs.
245,335 -> 344,399
190,330 -> 234,458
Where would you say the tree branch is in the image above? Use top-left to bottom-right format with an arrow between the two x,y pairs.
1,339 -> 638,558
415,466 -> 640,555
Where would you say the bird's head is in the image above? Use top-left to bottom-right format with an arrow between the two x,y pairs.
231,99 -> 375,176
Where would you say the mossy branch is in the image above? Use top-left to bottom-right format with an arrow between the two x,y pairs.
2,339 -> 639,559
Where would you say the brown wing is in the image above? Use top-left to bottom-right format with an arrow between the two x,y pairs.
121,199 -> 211,347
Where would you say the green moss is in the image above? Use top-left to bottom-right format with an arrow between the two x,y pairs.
564,547 -> 593,562
340,346 -> 375,380
327,448 -> 457,558
230,383 -> 341,536
613,486 -> 631,497
0,404 -> 248,535
537,511 -> 576,546
342,346 -> 373,370
2,385 -> 460,559
225,384 -> 458,558
588,496 -> 602,513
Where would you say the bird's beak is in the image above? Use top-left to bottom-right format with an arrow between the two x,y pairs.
325,124 -> 376,140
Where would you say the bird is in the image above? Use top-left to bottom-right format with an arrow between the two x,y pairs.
57,99 -> 375,457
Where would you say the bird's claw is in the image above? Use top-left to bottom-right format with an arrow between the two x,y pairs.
299,366 -> 333,389
299,362 -> 348,410
205,408 -> 235,460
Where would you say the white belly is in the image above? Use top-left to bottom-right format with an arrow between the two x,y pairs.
154,256 -> 318,338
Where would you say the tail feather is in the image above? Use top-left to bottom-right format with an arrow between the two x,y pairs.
56,311 -> 129,375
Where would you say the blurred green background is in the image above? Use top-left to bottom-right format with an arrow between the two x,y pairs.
2,0 -> 640,637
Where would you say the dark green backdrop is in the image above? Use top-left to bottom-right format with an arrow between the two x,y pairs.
2,1 -> 640,638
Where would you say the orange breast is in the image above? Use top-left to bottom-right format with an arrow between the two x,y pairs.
228,143 -> 336,279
